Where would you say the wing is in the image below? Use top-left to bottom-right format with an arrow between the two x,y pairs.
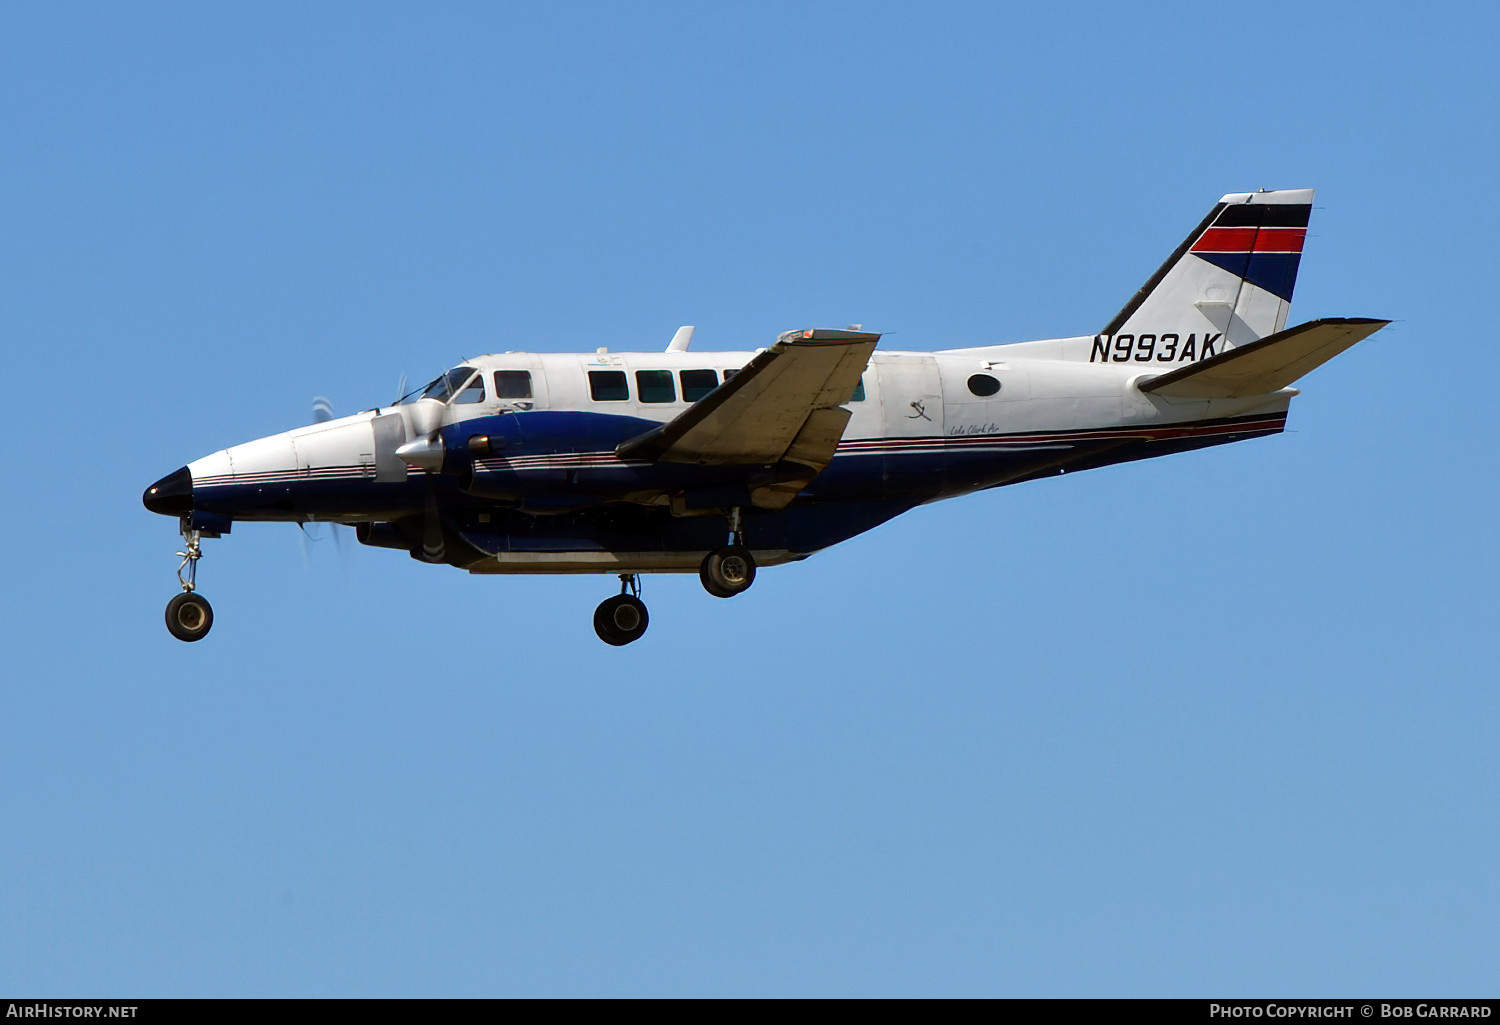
1139,318 -> 1389,399
617,328 -> 879,509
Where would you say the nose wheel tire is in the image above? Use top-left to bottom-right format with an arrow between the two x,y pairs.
166,592 -> 214,642
594,594 -> 649,646
700,545 -> 756,598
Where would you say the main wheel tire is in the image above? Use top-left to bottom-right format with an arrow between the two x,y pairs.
166,592 -> 214,642
701,577 -> 734,599
593,594 -> 649,646
699,545 -> 756,598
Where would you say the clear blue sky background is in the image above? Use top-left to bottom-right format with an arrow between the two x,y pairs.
3,0 -> 1496,997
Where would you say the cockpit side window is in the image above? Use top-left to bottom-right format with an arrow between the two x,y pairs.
453,373 -> 485,404
415,367 -> 478,404
494,370 -> 533,399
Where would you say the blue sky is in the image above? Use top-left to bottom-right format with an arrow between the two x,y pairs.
2,0 -> 1496,997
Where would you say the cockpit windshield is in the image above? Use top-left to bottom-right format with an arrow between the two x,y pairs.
401,366 -> 478,405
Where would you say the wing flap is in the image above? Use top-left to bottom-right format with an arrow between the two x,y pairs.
617,329 -> 878,468
1138,318 -> 1389,399
747,406 -> 855,510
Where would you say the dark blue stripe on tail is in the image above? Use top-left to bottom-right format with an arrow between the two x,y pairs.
1196,251 -> 1303,301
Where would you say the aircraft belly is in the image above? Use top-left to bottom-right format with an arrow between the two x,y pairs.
467,550 -> 801,574
449,496 -> 917,573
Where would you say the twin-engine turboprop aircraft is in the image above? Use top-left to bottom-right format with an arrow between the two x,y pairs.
144,188 -> 1386,645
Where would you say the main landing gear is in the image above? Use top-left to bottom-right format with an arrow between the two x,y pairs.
165,526 -> 214,642
699,507 -> 756,598
590,510 -> 756,646
595,574 -> 649,646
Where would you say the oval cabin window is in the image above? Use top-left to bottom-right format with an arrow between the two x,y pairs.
967,374 -> 1001,397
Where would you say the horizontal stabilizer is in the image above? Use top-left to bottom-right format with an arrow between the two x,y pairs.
1138,318 -> 1388,399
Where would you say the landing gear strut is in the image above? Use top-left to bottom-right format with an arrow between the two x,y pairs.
700,507 -> 756,598
165,525 -> 214,642
594,574 -> 649,646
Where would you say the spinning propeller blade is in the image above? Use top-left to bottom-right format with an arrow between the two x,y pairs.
298,519 -> 354,571
420,475 -> 445,563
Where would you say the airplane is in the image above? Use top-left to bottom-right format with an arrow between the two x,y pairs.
143,188 -> 1386,646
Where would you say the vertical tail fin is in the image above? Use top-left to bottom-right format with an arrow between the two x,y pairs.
1096,189 -> 1312,364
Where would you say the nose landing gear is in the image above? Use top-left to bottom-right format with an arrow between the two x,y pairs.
165,526 -> 214,642
594,574 -> 649,646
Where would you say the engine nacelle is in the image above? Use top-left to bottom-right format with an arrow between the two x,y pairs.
355,522 -> 411,551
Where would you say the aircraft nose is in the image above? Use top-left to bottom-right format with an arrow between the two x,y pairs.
143,466 -> 193,516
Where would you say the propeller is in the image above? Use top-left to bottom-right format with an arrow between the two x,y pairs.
420,474 -> 445,563
312,391 -> 447,565
378,381 -> 450,563
300,396 -> 353,567
298,519 -> 348,570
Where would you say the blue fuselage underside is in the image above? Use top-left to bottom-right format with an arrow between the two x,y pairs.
189,410 -> 1284,564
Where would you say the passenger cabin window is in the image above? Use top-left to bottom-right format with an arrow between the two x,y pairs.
494,370 -> 533,399
636,370 -> 675,403
589,370 -> 629,401
680,369 -> 718,402
453,373 -> 485,403
848,377 -> 866,402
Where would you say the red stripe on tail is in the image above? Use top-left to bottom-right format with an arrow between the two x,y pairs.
1192,226 -> 1306,253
